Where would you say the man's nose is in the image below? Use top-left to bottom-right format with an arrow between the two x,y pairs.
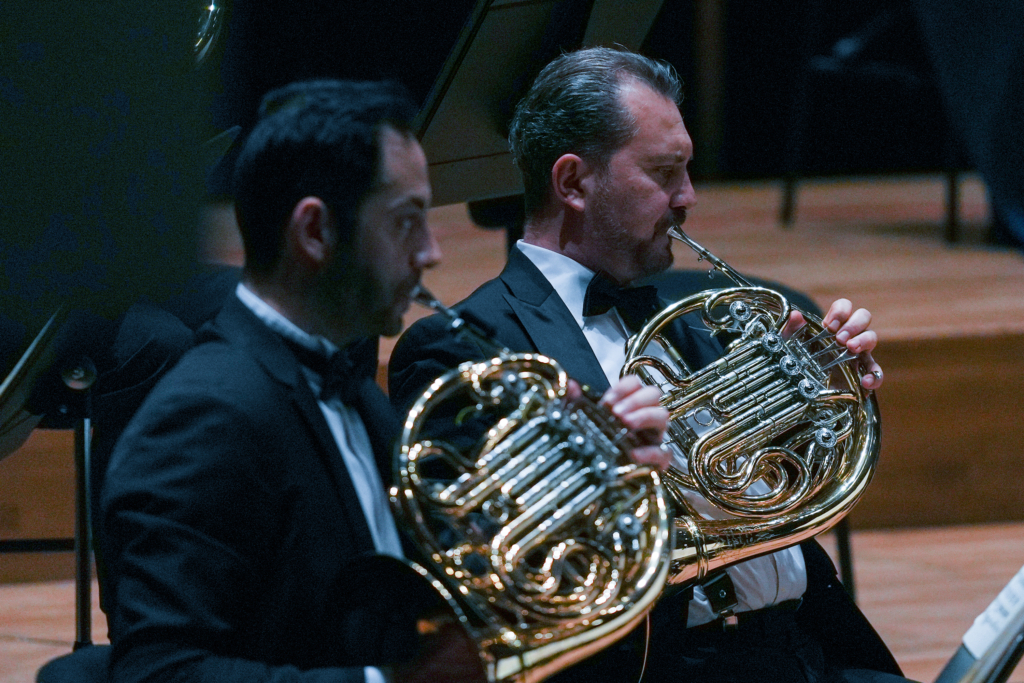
671,176 -> 697,209
415,227 -> 442,270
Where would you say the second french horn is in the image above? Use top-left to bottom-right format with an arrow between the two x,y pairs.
623,227 -> 881,586
392,288 -> 672,683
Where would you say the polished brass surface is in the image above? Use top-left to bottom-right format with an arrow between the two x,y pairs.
624,227 -> 880,586
393,289 -> 672,683
194,2 -> 223,65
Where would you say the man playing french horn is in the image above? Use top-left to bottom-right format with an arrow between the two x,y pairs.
100,79 -> 671,683
389,47 -> 909,683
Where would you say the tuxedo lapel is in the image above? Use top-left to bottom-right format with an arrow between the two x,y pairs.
290,384 -> 377,553
337,336 -> 400,489
213,297 -> 377,552
349,376 -> 400,489
499,249 -> 611,393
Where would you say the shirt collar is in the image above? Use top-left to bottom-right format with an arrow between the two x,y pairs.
515,240 -> 596,328
235,282 -> 339,359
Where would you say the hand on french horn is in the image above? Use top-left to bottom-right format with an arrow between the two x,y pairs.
784,298 -> 883,390
587,375 -> 671,471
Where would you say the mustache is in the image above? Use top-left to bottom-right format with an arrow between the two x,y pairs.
659,207 -> 688,232
671,207 -> 688,227
403,274 -> 424,301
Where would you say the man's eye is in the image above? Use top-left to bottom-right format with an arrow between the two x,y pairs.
397,214 -> 423,235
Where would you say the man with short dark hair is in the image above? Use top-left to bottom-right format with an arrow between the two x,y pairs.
102,79 -> 453,683
389,47 -> 906,683
101,77 -> 670,683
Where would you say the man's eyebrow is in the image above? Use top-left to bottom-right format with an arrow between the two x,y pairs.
387,195 -> 429,211
648,152 -> 690,164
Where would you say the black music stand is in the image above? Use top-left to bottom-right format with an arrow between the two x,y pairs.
934,565 -> 1024,683
0,308 -> 98,650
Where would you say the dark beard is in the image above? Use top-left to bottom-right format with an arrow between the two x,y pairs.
634,236 -> 674,281
321,251 -> 401,339
633,208 -> 687,280
588,179 -> 685,283
353,272 -> 404,338
593,215 -> 677,284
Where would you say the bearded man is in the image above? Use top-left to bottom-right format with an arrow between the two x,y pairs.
389,47 -> 907,683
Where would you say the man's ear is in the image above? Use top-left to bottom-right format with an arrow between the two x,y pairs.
550,153 -> 596,213
288,196 -> 333,267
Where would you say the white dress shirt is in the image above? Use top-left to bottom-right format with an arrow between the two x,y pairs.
516,241 -> 807,627
236,284 -> 400,683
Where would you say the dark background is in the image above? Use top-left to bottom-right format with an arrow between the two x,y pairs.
643,1 -> 958,181
206,0 -> 962,191
0,0 -> 975,371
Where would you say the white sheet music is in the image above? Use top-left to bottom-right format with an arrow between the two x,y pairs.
963,564 -> 1024,659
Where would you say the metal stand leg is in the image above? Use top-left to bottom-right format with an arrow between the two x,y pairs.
63,360 -> 96,650
835,517 -> 855,602
73,409 -> 92,649
945,168 -> 960,244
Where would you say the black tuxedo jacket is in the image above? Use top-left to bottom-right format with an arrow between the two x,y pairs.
102,295 -> 421,683
389,247 -> 902,679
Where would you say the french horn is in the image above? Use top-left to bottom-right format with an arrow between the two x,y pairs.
391,287 -> 672,683
623,227 -> 881,587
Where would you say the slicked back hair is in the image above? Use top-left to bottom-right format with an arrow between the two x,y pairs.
232,79 -> 417,276
508,47 -> 683,216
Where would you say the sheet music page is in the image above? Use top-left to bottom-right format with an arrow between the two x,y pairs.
963,564 -> 1024,658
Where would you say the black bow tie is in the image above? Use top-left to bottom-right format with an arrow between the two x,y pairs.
285,341 -> 361,404
582,273 -> 661,332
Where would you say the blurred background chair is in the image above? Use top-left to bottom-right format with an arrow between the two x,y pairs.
1,269 -> 241,682
778,0 -> 965,243
35,644 -> 110,683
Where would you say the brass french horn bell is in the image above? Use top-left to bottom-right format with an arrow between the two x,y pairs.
392,287 -> 673,683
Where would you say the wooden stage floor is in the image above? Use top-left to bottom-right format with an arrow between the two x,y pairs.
2,522 -> 1022,683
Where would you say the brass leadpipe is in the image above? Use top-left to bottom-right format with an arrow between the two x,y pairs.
668,226 -> 754,287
